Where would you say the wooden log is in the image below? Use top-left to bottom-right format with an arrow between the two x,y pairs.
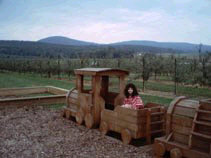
100,121 -> 108,135
85,113 -> 94,129
154,142 -> 166,158
170,148 -> 182,158
121,129 -> 132,145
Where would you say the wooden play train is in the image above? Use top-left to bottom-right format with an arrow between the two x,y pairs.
62,68 -> 211,158
63,68 -> 166,144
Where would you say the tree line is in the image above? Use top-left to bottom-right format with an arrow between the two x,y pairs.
0,53 -> 210,87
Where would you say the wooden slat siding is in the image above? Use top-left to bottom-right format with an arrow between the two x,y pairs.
0,86 -> 48,96
196,124 -> 211,134
146,109 -> 151,144
200,99 -> 211,111
172,124 -> 192,136
192,137 -> 210,153
177,99 -> 199,109
172,132 -> 189,145
189,106 -> 199,148
198,113 -> 211,122
117,113 -> 146,124
174,106 -> 196,118
114,106 -> 147,117
0,95 -> 66,107
172,114 -> 193,128
47,86 -> 68,95
155,138 -> 211,158
68,98 -> 78,105
166,96 -> 187,135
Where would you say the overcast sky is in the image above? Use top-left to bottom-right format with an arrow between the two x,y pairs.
0,0 -> 210,45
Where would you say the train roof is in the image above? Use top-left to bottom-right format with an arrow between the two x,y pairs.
74,68 -> 129,76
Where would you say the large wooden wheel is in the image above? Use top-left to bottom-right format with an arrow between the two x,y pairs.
170,148 -> 182,158
100,121 -> 108,135
121,129 -> 132,145
76,109 -> 84,125
154,142 -> 166,158
85,113 -> 94,129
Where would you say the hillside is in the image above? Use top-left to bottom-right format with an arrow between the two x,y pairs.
111,40 -> 211,53
38,36 -> 211,53
0,40 -> 182,58
38,36 -> 98,46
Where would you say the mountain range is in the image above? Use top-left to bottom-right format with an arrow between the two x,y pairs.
38,36 -> 211,53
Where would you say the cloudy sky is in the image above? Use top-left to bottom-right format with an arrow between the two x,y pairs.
0,0 -> 210,44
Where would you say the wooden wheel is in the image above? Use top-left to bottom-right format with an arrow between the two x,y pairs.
85,113 -> 94,129
154,142 -> 166,158
76,110 -> 84,125
65,110 -> 71,119
170,148 -> 182,158
121,129 -> 132,144
100,121 -> 108,135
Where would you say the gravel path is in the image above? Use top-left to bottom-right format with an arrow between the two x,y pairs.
0,106 -> 154,158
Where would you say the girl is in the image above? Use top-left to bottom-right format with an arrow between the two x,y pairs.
122,83 -> 144,109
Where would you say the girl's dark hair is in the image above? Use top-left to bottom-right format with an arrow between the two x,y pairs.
124,83 -> 139,98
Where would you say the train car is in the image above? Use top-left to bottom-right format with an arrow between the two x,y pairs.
154,97 -> 211,158
63,68 -> 166,144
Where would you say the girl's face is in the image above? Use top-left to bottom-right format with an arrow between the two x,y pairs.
128,87 -> 133,95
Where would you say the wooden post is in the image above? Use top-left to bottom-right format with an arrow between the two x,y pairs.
146,109 -> 151,144
174,58 -> 177,95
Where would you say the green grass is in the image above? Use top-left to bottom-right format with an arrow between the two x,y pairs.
141,94 -> 173,107
133,81 -> 211,98
0,71 -> 74,89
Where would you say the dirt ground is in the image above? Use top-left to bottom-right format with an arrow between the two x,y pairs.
0,105 -> 154,158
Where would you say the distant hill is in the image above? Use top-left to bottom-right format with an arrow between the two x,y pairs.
38,36 -> 98,46
38,36 -> 211,53
111,40 -> 211,53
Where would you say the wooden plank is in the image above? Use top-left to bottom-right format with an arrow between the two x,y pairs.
174,106 -> 196,118
172,132 -> 189,145
192,136 -> 210,153
114,106 -> 147,117
146,109 -> 151,144
47,86 -> 68,94
172,114 -> 193,128
172,123 -> 192,135
0,86 -> 48,96
198,113 -> 211,122
177,99 -> 199,109
68,98 -> 78,105
200,99 -> 211,110
0,95 -> 66,107
166,96 -> 186,136
117,113 -> 145,124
